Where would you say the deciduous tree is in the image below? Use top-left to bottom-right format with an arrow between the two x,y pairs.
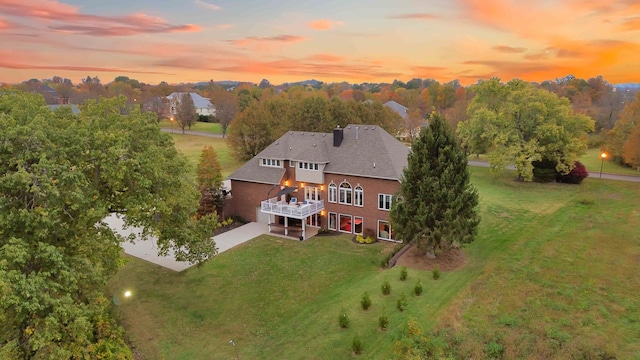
604,92 -> 640,164
176,92 -> 197,133
197,146 -> 224,217
622,122 -> 640,171
211,89 -> 238,138
391,113 -> 480,258
0,91 -> 217,359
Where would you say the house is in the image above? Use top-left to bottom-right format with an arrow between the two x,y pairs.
383,100 -> 408,120
226,125 -> 409,241
48,104 -> 80,114
167,92 -> 216,117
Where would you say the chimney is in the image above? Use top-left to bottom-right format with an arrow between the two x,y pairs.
333,125 -> 343,147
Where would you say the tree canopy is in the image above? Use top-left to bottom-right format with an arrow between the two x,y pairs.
0,91 -> 217,358
176,92 -> 197,133
391,113 -> 480,257
458,78 -> 594,181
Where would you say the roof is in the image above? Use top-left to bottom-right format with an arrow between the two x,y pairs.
229,125 -> 409,183
48,104 -> 80,114
383,100 -> 408,119
167,92 -> 214,109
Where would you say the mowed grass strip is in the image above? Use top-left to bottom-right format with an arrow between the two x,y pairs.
159,119 -> 222,134
109,167 -> 640,359
579,147 -> 640,177
170,134 -> 241,179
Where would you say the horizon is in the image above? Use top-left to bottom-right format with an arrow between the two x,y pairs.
1,0 -> 639,86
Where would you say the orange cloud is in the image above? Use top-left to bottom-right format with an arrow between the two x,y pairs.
388,13 -> 439,20
308,19 -> 343,30
228,35 -> 307,46
307,54 -> 345,62
620,16 -> 640,31
0,0 -> 201,36
215,24 -> 234,29
492,45 -> 526,53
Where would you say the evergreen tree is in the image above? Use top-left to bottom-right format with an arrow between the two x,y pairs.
391,113 -> 480,257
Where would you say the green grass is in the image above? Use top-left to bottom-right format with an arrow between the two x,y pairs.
159,119 -> 222,134
109,168 -> 640,359
170,134 -> 241,179
579,148 -> 640,176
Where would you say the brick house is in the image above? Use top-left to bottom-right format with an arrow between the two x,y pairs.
226,124 -> 408,241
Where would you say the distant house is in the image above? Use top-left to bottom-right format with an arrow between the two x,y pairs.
383,100 -> 408,120
48,104 -> 80,115
167,92 -> 216,117
226,125 -> 409,241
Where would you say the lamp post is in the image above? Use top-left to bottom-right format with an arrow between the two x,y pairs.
170,116 -> 174,133
600,152 -> 607,178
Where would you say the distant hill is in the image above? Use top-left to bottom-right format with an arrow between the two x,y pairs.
614,83 -> 640,89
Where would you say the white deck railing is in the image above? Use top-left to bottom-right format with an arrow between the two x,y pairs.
260,198 -> 325,219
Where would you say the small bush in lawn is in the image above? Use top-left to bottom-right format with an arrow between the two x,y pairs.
414,281 -> 423,296
352,334 -> 363,355
397,293 -> 408,312
360,292 -> 372,310
400,267 -> 408,281
378,315 -> 389,330
339,309 -> 350,328
432,267 -> 441,280
381,280 -> 391,295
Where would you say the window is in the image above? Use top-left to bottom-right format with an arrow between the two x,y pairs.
298,161 -> 319,171
378,194 -> 393,210
354,185 -> 363,207
328,212 -> 337,230
261,158 -> 281,167
328,182 -> 337,203
339,214 -> 352,233
339,181 -> 352,205
354,216 -> 363,235
290,160 -> 296,167
377,220 -> 395,241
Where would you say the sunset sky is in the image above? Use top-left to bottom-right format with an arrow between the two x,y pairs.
1,0 -> 639,85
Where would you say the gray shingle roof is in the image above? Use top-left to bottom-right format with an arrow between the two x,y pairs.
167,92 -> 213,109
229,125 -> 409,183
383,100 -> 408,120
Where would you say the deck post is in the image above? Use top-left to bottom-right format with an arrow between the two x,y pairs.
302,220 -> 306,240
284,217 -> 288,236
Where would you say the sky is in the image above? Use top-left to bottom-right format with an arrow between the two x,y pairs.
1,0 -> 639,86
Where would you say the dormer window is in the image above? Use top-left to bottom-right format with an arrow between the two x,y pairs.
261,158 -> 282,168
298,161 -> 319,171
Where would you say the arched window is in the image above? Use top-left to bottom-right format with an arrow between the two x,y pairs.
328,182 -> 337,203
354,185 -> 363,207
339,181 -> 352,205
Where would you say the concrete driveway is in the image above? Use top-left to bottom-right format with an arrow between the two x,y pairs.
104,214 -> 267,272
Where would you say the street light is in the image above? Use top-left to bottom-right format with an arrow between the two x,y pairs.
170,116 -> 174,133
600,152 -> 607,178
229,340 -> 240,360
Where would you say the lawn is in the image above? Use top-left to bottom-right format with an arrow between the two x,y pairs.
159,119 -> 223,134
170,134 -> 241,179
109,168 -> 640,359
579,147 -> 640,177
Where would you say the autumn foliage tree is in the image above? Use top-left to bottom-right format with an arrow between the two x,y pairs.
197,146 -> 224,217
176,92 -> 197,133
622,122 -> 640,171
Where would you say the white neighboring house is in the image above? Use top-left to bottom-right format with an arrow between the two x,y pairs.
167,92 -> 216,117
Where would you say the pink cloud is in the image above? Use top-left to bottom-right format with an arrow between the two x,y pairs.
215,24 -> 234,30
308,19 -> 343,30
0,0 -> 201,36
388,13 -> 439,20
306,54 -> 345,62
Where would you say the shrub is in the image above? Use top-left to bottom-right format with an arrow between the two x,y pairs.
363,227 -> 376,239
339,310 -> 350,328
432,268 -> 441,280
360,292 -> 372,310
400,267 -> 408,281
414,281 -> 423,296
381,281 -> 391,295
397,293 -> 408,312
356,234 -> 375,244
378,315 -> 389,330
560,161 -> 589,184
317,227 -> 330,234
352,335 -> 363,355
484,341 -> 504,358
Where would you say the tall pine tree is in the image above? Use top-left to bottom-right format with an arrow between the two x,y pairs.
391,113 -> 480,258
